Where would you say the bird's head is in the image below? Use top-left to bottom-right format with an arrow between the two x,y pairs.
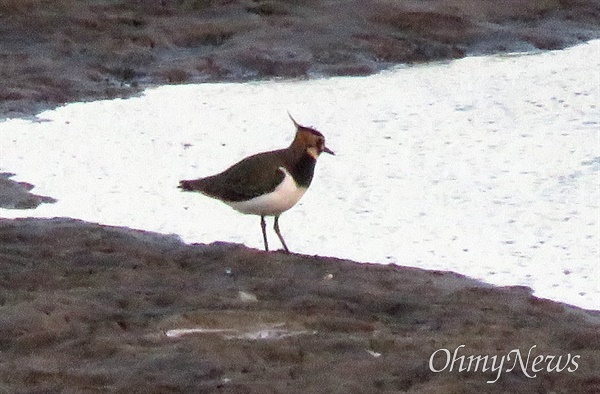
288,113 -> 334,159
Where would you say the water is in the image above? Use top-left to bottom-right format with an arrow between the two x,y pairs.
1,40 -> 598,310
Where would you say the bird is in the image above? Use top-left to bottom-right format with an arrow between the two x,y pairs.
178,113 -> 334,253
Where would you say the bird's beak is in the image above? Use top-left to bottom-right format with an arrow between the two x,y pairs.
323,146 -> 335,155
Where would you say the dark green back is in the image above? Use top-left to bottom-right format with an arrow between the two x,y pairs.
197,150 -> 288,202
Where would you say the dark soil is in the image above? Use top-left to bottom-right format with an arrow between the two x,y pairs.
0,173 -> 56,210
1,0 -> 600,118
0,218 -> 598,393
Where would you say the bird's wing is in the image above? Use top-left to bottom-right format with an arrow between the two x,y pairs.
206,151 -> 286,202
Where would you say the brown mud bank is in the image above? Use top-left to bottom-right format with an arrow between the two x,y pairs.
0,173 -> 56,210
1,0 -> 600,118
0,217 -> 598,392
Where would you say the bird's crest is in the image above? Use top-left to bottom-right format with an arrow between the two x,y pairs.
287,111 -> 323,137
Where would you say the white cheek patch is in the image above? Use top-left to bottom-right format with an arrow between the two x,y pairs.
307,146 -> 319,159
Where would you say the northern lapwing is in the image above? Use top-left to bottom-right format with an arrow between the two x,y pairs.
179,114 -> 334,253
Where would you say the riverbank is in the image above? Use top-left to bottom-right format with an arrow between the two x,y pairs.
2,0 -> 599,118
0,217 -> 598,392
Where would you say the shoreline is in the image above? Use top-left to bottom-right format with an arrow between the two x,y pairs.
2,0 -> 599,119
2,38 -> 598,310
0,217 -> 598,392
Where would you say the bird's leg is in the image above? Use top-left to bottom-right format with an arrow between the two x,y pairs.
273,215 -> 290,253
260,215 -> 269,251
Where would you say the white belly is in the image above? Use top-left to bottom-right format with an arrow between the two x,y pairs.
226,167 -> 307,216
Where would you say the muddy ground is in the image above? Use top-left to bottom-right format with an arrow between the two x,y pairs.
1,0 -> 600,392
1,0 -> 600,118
0,173 -> 56,210
0,218 -> 599,393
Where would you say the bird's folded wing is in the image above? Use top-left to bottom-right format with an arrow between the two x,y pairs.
213,153 -> 286,201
